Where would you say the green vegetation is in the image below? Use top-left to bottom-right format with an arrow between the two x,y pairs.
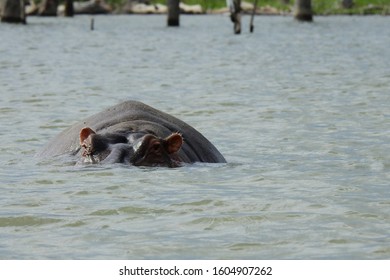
311,0 -> 390,15
146,0 -> 390,15
62,0 -> 389,15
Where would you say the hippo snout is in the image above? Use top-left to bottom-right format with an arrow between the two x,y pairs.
79,128 -> 183,167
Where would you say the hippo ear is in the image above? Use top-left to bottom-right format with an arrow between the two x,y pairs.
165,133 -> 183,154
79,127 -> 96,145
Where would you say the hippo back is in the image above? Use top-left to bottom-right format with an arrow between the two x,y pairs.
38,101 -> 226,163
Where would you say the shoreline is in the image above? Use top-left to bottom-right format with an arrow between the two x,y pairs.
24,1 -> 390,17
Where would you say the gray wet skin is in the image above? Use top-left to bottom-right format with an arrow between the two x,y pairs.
38,100 -> 226,167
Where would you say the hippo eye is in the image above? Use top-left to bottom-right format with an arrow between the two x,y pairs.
151,143 -> 160,152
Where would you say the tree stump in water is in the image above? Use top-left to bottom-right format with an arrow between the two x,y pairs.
167,0 -> 179,26
230,0 -> 241,34
294,0 -> 313,22
0,0 -> 26,24
64,0 -> 74,17
38,0 -> 59,16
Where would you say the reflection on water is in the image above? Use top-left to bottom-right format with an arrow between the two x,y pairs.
0,15 -> 389,259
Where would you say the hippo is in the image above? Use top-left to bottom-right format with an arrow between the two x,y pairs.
38,100 -> 226,167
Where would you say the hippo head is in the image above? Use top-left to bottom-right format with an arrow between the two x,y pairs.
79,127 -> 183,167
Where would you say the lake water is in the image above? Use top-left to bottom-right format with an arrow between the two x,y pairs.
0,15 -> 389,259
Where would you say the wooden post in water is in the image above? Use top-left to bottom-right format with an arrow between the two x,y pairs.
294,0 -> 313,22
0,0 -> 26,24
228,0 -> 241,34
64,0 -> 74,17
249,0 -> 258,33
38,0 -> 59,16
167,0 -> 179,27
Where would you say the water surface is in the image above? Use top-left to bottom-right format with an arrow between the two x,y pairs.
0,15 -> 389,259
